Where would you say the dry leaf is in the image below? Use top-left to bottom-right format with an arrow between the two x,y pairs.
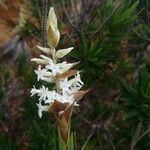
56,70 -> 78,79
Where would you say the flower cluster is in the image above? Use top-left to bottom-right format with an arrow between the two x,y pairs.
30,7 -> 86,118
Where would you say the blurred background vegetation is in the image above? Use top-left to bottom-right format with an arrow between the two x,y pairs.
0,0 -> 150,149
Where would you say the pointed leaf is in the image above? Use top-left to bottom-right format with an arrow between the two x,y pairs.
56,70 -> 78,79
56,47 -> 74,59
37,45 -> 52,54
73,90 -> 89,102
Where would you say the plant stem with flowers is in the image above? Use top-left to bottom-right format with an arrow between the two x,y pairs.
30,7 -> 88,149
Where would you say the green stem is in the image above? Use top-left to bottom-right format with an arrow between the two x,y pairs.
57,123 -> 75,150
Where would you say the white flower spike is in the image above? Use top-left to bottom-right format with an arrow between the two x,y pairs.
30,7 -> 86,118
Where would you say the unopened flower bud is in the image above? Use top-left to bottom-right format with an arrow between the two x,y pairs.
47,7 -> 60,48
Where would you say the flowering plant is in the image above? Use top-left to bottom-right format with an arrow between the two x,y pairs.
30,7 -> 88,149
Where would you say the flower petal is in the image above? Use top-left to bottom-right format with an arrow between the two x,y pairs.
47,7 -> 60,48
47,26 -> 60,48
56,47 -> 74,59
36,102 -> 50,118
31,58 -> 48,64
40,55 -> 53,64
37,45 -> 52,54
47,7 -> 58,30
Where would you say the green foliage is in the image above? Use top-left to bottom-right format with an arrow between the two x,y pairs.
120,67 -> 150,122
133,24 -> 150,42
22,21 -> 40,38
107,0 -> 138,37
0,135 -> 18,150
29,121 -> 57,149
69,0 -> 139,86
119,67 -> 150,150
30,0 -> 41,19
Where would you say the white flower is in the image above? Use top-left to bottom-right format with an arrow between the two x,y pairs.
38,86 -> 50,101
59,72 -> 84,94
31,85 -> 77,118
34,65 -> 54,82
34,65 -> 47,81
36,101 -> 50,118
69,72 -> 84,93
30,86 -> 41,96
45,91 -> 61,104
59,78 -> 71,94
30,86 -> 49,101
61,92 -> 74,104
46,61 -> 75,76
75,71 -> 84,85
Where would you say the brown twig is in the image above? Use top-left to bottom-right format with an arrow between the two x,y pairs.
81,131 -> 95,150
41,0 -> 48,47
